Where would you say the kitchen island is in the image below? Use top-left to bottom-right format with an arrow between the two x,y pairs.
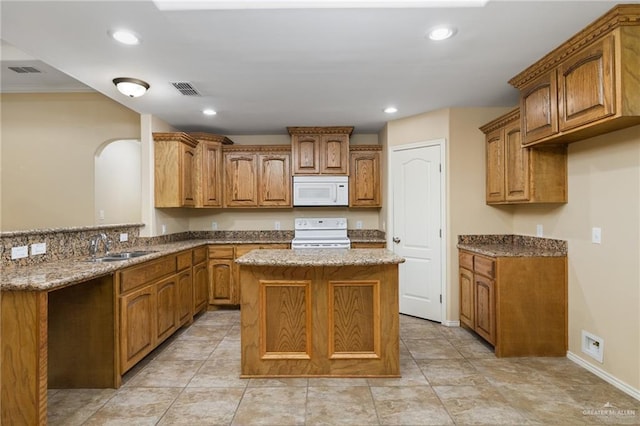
236,248 -> 404,378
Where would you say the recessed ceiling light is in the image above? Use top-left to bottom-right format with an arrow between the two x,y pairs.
384,107 -> 398,114
427,26 -> 456,41
203,109 -> 217,116
109,29 -> 141,45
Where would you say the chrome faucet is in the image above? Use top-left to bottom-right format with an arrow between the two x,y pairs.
89,233 -> 112,258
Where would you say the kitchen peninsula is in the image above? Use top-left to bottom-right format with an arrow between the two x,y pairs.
236,248 -> 404,378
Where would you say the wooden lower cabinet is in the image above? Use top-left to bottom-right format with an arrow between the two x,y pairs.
351,242 -> 386,249
208,243 -> 289,306
458,249 -> 567,357
120,284 -> 156,373
118,248 -> 206,374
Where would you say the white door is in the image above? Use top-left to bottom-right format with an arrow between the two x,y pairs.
390,142 -> 443,322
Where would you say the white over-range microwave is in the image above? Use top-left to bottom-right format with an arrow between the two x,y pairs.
292,176 -> 349,207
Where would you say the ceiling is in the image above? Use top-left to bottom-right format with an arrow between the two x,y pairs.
0,0 -> 629,135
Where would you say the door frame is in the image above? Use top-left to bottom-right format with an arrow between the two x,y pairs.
387,138 -> 447,324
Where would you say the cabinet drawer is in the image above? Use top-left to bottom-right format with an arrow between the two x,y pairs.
459,251 -> 474,270
176,251 -> 192,271
193,246 -> 207,264
119,255 -> 177,294
235,243 -> 289,257
474,255 -> 495,279
209,245 -> 234,259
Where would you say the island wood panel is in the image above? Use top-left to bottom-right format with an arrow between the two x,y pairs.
260,281 -> 311,357
48,276 -> 117,389
240,264 -> 399,377
328,281 -> 379,358
1,291 -> 48,426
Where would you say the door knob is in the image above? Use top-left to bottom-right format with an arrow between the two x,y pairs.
393,237 -> 400,244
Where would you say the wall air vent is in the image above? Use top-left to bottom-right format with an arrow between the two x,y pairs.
170,81 -> 201,96
8,66 -> 42,74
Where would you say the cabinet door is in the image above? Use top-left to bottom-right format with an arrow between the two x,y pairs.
259,153 -> 291,207
349,150 -> 381,207
474,274 -> 496,345
504,121 -> 529,202
199,141 -> 222,207
558,34 -> 615,132
181,143 -> 196,206
459,268 -> 474,329
156,276 -> 178,343
193,262 -> 209,314
209,259 -> 235,305
320,134 -> 349,174
177,269 -> 193,326
224,153 -> 258,207
120,285 -> 156,373
292,134 -> 320,174
520,71 -> 559,145
485,129 -> 505,203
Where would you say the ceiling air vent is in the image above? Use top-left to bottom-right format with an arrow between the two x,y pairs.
8,66 -> 42,74
171,81 -> 201,96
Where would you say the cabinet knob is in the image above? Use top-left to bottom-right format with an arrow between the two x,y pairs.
393,237 -> 400,244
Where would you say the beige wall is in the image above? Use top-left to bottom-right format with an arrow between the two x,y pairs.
384,107 -> 514,322
512,124 -> 640,390
0,93 -> 140,231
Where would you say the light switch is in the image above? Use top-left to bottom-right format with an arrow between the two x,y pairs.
536,224 -> 543,237
119,233 -> 128,242
31,242 -> 47,255
592,227 -> 602,244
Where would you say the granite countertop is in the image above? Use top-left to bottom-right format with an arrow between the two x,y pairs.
236,248 -> 405,267
457,234 -> 567,257
1,232 -> 390,292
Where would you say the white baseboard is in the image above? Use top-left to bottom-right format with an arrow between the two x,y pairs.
441,320 -> 460,327
567,351 -> 640,401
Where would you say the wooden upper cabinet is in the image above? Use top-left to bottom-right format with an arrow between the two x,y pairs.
558,34 -> 615,132
190,133 -> 233,208
510,5 -> 640,146
485,128 -> 505,203
153,133 -> 198,207
349,145 -> 381,207
289,126 -> 353,175
259,153 -> 291,207
154,132 -> 232,208
481,109 -> 567,205
223,145 -> 291,208
224,152 -> 258,207
520,71 -> 558,145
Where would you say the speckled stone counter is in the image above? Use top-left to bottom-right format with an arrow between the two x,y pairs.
236,248 -> 404,267
457,234 -> 567,257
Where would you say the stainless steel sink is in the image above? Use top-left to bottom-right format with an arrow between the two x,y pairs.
85,250 -> 157,262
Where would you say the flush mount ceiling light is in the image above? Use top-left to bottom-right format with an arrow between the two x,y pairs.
109,29 -> 141,45
203,108 -> 217,116
113,78 -> 150,97
384,106 -> 398,114
427,26 -> 457,41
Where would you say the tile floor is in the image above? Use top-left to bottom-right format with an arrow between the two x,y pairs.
48,310 -> 640,425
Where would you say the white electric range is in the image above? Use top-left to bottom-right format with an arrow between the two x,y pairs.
290,217 -> 351,249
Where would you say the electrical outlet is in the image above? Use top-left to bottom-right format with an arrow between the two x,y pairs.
11,245 -> 28,259
30,242 -> 46,255
592,227 -> 602,244
119,233 -> 128,242
161,224 -> 167,235
536,224 -> 543,237
356,220 -> 363,229
275,221 -> 281,231
99,210 -> 105,221
582,330 -> 604,363
211,221 -> 218,230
